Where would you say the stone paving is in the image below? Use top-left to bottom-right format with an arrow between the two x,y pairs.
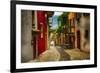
64,48 -> 90,60
29,46 -> 90,62
54,46 -> 90,61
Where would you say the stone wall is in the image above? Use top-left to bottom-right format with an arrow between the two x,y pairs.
21,10 -> 33,62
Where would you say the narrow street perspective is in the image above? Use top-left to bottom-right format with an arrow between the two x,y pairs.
21,10 -> 90,63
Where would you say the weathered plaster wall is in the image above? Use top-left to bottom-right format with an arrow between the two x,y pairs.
79,14 -> 90,53
21,10 -> 33,62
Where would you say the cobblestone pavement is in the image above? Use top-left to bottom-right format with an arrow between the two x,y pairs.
55,46 -> 89,61
64,48 -> 90,60
55,46 -> 71,61
29,46 -> 90,62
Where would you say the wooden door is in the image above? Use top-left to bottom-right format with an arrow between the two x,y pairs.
77,30 -> 81,49
37,11 -> 47,55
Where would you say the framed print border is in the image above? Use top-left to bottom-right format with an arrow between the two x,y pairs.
10,1 -> 97,72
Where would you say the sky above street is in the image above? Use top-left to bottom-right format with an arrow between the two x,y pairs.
51,12 -> 63,29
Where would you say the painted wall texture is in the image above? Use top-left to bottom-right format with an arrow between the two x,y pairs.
21,10 -> 33,62
79,13 -> 90,53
